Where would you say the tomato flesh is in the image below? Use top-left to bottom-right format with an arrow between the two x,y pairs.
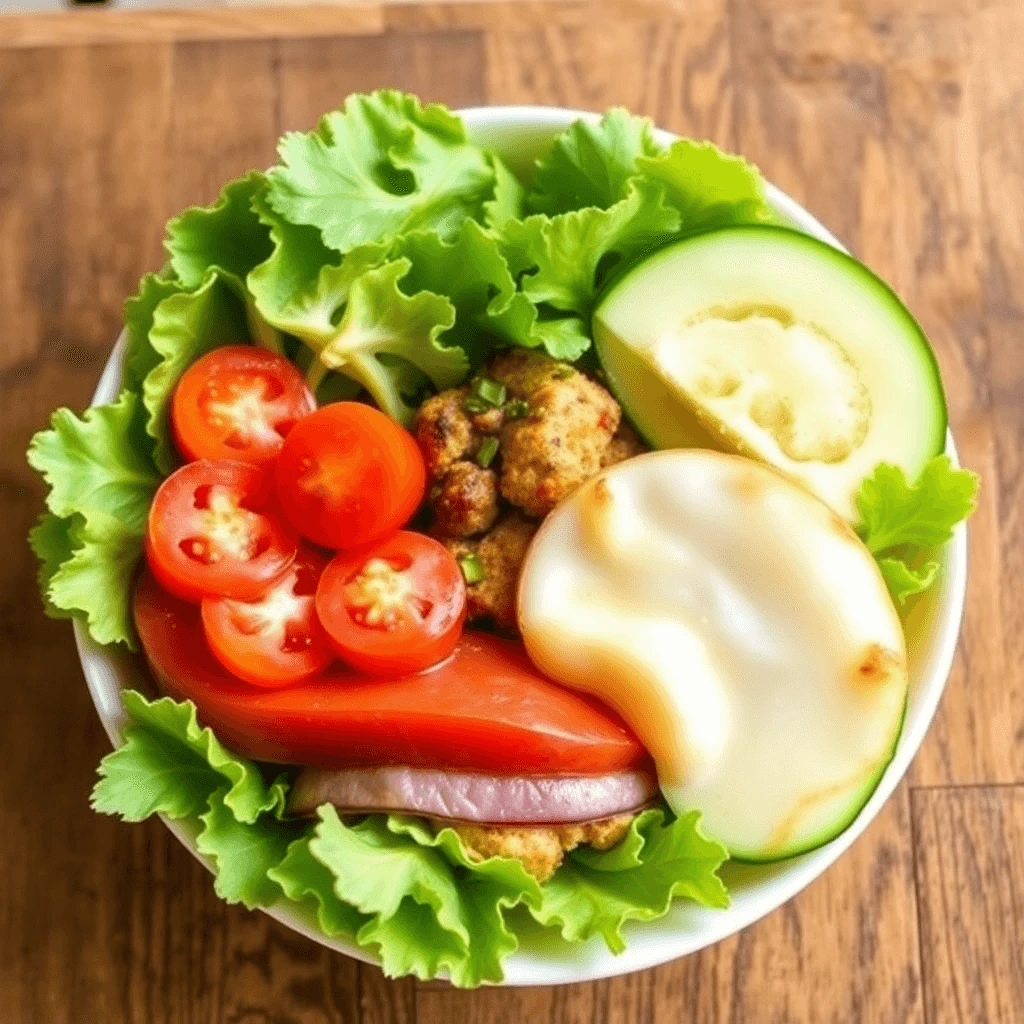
201,544 -> 334,688
135,571 -> 646,775
145,459 -> 297,602
316,531 -> 466,676
274,403 -> 427,550
172,345 -> 315,466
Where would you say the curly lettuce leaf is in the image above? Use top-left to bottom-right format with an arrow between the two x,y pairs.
92,690 -> 287,824
635,138 -> 776,233
197,788 -> 301,908
165,172 -> 275,289
163,172 -> 282,351
274,808 -> 541,987
528,108 -> 661,215
391,220 -> 536,367
28,512 -> 79,620
267,90 -> 494,253
318,259 -> 462,423
483,153 -> 526,228
144,271 -> 249,472
26,391 -> 161,646
123,272 -> 184,394
532,808 -> 729,953
248,191 -> 389,343
501,178 -> 680,318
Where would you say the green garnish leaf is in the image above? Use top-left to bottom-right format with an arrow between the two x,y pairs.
856,455 -> 979,554
471,375 -> 506,407
476,436 -> 499,468
528,108 -> 662,214
459,553 -> 486,585
28,512 -> 79,620
856,455 -> 978,606
26,391 -> 161,647
266,90 -> 494,254
877,558 -> 940,605
92,690 -> 287,824
532,808 -> 729,954
635,138 -> 776,233
503,398 -> 530,420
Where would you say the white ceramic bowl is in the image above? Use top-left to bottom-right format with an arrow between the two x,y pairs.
76,106 -> 968,986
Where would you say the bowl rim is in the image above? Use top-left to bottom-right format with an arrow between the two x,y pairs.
74,103 -> 969,987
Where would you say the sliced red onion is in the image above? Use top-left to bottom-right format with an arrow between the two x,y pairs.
287,765 -> 658,825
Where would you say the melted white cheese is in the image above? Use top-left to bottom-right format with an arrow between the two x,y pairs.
517,451 -> 908,859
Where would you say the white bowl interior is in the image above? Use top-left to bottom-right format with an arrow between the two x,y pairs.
75,105 -> 968,986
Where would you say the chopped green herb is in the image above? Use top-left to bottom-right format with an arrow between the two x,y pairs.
462,395 -> 491,415
551,364 -> 575,379
459,553 -> 487,585
504,398 -> 530,419
476,437 -> 499,468
471,375 -> 507,407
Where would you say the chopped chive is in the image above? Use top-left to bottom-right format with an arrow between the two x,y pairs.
476,437 -> 499,468
462,395 -> 490,415
504,398 -> 530,419
459,553 -> 487,585
472,375 -> 507,407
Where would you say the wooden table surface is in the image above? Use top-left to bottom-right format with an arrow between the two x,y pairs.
1,0 -> 1022,1020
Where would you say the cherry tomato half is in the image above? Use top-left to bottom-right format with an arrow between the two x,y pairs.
316,531 -> 466,675
201,544 -> 334,688
146,459 -> 297,603
274,403 -> 427,550
172,345 -> 315,466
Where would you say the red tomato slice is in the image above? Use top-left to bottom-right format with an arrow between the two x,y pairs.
135,571 -> 646,775
172,345 -> 315,466
316,531 -> 466,676
146,459 -> 297,603
201,544 -> 334,688
274,403 -> 426,550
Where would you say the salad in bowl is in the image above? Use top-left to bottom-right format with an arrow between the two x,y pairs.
28,92 -> 978,987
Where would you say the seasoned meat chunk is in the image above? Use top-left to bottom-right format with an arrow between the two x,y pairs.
431,461 -> 500,538
445,814 -> 635,882
446,512 -> 537,629
416,386 -> 504,479
602,421 -> 648,468
494,352 -> 621,516
416,387 -> 474,478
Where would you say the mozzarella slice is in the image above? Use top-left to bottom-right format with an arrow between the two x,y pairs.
517,450 -> 907,860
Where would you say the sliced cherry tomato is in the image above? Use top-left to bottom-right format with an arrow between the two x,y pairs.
171,345 -> 315,466
145,459 -> 297,603
135,571 -> 647,775
201,544 -> 334,688
274,403 -> 426,550
316,531 -> 466,675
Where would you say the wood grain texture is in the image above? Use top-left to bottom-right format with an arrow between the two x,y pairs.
912,786 -> 1024,1024
0,0 -> 1021,1020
